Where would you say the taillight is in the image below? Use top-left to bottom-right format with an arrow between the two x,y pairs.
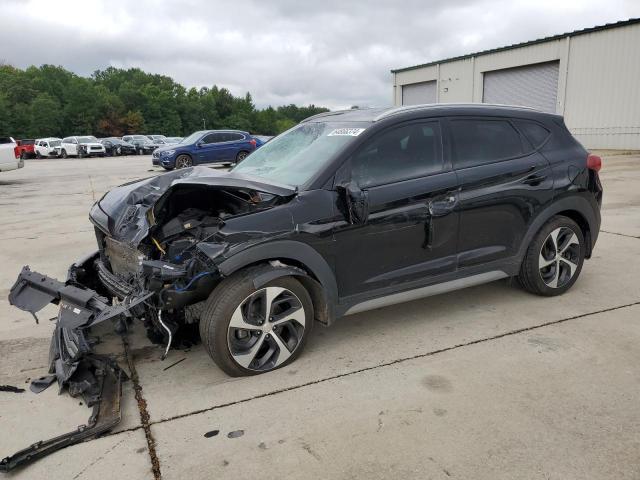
14,147 -> 19,159
249,138 -> 257,147
587,153 -> 602,172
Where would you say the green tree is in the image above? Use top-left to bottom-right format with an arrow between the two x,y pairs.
28,93 -> 62,137
0,64 -> 330,138
122,110 -> 145,134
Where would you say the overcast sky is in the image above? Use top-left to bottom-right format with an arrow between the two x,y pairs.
0,0 -> 638,109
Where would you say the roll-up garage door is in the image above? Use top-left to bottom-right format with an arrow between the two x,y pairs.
482,61 -> 559,113
402,80 -> 437,105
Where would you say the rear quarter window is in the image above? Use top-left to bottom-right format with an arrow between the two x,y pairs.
515,120 -> 551,148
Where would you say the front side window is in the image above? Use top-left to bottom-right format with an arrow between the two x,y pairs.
450,118 -> 524,169
351,121 -> 443,188
233,121 -> 369,187
201,133 -> 220,144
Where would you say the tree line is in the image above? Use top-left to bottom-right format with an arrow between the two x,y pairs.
0,64 -> 329,139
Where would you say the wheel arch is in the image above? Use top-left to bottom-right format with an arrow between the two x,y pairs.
236,149 -> 250,160
518,195 -> 599,264
216,240 -> 338,325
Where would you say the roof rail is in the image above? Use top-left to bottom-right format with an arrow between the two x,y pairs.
373,102 -> 541,121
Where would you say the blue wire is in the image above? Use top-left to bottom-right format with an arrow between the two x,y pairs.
173,271 -> 215,292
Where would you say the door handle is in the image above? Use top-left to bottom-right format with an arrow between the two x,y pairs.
428,192 -> 457,216
522,174 -> 547,186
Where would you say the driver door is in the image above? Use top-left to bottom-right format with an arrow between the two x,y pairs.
332,120 -> 459,298
196,132 -> 223,163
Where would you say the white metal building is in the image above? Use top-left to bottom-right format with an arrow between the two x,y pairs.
391,19 -> 640,149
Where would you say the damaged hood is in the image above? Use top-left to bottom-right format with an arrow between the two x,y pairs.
90,166 -> 296,244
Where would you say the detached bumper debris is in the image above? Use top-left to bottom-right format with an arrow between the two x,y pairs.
0,356 -> 124,472
0,267 -> 147,472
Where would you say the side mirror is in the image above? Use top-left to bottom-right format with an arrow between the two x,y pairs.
336,182 -> 369,224
196,140 -> 204,147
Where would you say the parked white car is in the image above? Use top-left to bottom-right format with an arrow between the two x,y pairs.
35,138 -> 62,158
60,136 -> 106,158
0,137 -> 24,172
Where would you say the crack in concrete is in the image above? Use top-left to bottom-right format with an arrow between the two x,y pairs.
144,300 -> 640,428
600,230 -> 640,239
100,300 -> 640,442
123,335 -> 162,480
71,437 -> 127,480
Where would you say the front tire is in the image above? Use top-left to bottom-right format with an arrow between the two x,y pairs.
518,216 -> 585,296
61,149 -> 68,159
200,269 -> 313,376
175,154 -> 192,169
35,151 -> 41,159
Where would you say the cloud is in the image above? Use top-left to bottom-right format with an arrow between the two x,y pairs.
0,0 -> 638,108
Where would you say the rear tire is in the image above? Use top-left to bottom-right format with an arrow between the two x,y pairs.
518,216 -> 585,296
235,150 -> 249,164
200,268 -> 313,377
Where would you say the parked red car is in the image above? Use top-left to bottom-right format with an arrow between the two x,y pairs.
14,139 -> 36,159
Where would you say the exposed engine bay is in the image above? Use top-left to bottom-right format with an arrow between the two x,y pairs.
1,167 -> 296,471
94,181 -> 282,355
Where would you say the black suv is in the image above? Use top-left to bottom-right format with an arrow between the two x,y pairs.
4,104 -> 603,470
10,104 -> 602,378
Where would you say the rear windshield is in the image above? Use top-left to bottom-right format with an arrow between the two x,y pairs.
49,140 -> 61,147
233,121 -> 370,187
78,136 -> 97,144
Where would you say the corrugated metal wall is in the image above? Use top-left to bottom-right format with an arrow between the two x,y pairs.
393,22 -> 640,149
563,25 -> 640,149
482,61 -> 559,113
402,81 -> 437,105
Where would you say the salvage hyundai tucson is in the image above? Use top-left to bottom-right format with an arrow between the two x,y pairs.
2,104 -> 602,471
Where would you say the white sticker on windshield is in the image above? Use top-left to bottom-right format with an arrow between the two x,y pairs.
328,128 -> 366,137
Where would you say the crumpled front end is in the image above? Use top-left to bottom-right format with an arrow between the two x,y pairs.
1,167 -> 297,471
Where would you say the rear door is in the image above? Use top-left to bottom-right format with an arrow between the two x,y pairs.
215,132 -> 242,162
448,116 -> 554,268
333,120 -> 459,298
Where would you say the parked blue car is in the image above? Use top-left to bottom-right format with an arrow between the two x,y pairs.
152,130 -> 257,170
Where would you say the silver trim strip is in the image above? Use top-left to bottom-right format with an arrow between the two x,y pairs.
344,271 -> 508,316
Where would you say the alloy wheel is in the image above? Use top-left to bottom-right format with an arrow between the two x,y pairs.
236,151 -> 248,163
227,286 -> 306,372
176,155 -> 192,168
538,226 -> 581,288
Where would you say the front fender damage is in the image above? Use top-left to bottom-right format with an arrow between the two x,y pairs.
0,266 -> 151,473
